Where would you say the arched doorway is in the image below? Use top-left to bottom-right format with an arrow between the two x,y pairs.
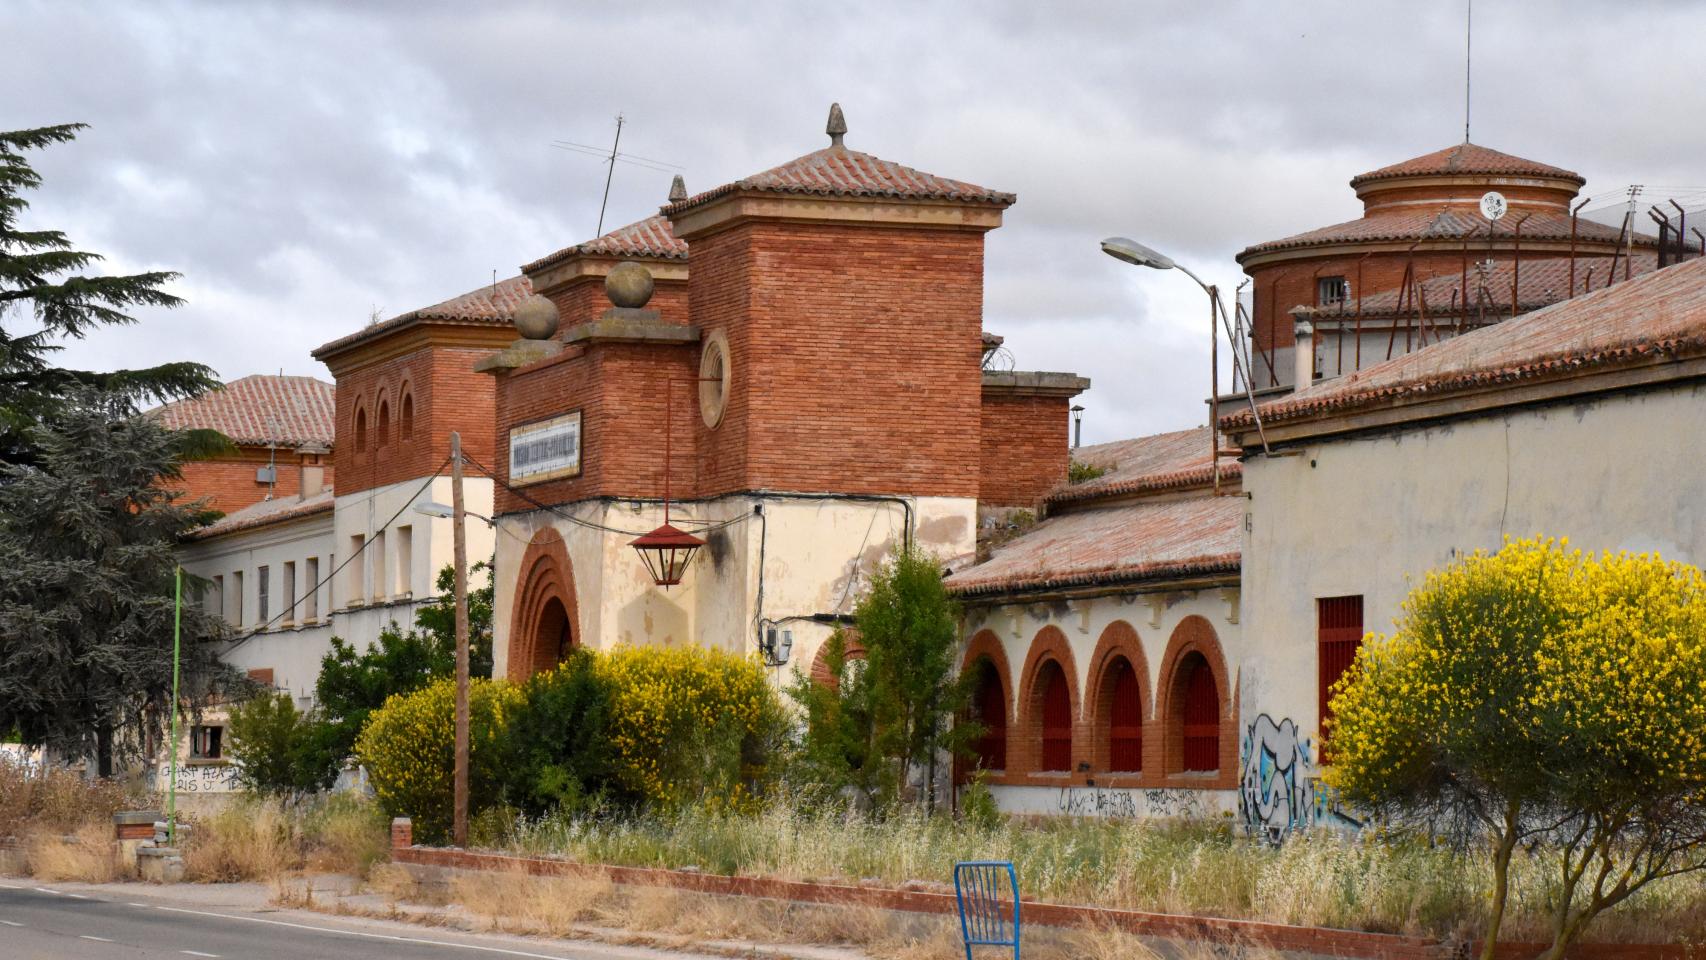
968,657 -> 1007,772
1157,614 -> 1232,779
1175,652 -> 1221,772
1105,656 -> 1143,772
1037,660 -> 1072,772
508,529 -> 579,681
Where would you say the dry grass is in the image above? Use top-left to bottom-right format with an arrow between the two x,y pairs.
181,801 -> 298,882
25,823 -> 119,883
362,862 -> 1282,960
0,760 -> 138,838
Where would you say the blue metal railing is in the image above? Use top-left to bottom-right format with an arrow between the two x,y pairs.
953,860 -> 1020,960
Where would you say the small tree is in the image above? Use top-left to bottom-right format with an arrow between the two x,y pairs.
791,546 -> 973,812
1328,539 -> 1706,959
787,630 -> 886,805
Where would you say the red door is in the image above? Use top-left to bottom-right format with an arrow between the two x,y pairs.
972,662 -> 1006,771
1040,663 -> 1072,772
1181,656 -> 1220,772
1108,658 -> 1142,772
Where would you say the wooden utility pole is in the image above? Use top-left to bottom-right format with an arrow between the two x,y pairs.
450,431 -> 471,848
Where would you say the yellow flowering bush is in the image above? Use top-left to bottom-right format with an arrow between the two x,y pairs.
355,676 -> 521,843
1326,538 -> 1706,960
599,645 -> 787,813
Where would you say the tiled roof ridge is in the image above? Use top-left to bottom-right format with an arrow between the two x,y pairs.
521,214 -> 688,275
1223,331 -> 1706,430
1047,461 -> 1240,506
184,490 -> 335,541
947,553 -> 1241,598
150,374 -> 336,447
1239,207 -> 1648,262
1350,142 -> 1585,188
312,275 -> 532,359
661,144 -> 1015,217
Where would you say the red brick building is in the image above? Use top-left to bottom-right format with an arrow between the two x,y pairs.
1239,142 -> 1662,388
152,374 -> 335,514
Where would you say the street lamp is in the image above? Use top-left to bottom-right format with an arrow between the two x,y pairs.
1071,404 -> 1085,449
1100,237 -> 1270,481
414,500 -> 494,526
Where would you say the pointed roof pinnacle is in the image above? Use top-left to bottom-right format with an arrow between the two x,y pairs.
668,174 -> 687,203
826,102 -> 847,148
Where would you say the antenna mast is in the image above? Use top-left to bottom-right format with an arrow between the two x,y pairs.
597,113 -> 624,237
1464,0 -> 1473,141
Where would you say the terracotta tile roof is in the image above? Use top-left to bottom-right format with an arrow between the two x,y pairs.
521,214 -> 688,274
151,374 -> 335,447
1050,427 -> 1233,506
312,275 -> 532,359
1239,207 -> 1646,262
1302,254 -> 1663,322
1349,143 -> 1584,188
1222,256 -> 1706,430
184,488 -> 335,541
662,145 -> 1015,216
946,493 -> 1242,598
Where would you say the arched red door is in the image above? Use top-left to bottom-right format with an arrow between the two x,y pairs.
1039,661 -> 1072,772
1180,653 -> 1220,772
1107,657 -> 1143,772
970,659 -> 1007,771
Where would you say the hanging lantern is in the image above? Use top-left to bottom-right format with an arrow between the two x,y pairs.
629,522 -> 706,587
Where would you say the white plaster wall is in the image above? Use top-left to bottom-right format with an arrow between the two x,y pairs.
490,494 -> 976,688
1240,380 -> 1706,743
332,476 -> 495,627
179,513 -> 336,704
994,784 -> 1236,819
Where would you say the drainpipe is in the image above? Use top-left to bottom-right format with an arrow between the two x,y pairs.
1290,307 -> 1315,390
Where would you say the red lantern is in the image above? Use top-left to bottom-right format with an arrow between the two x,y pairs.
629,522 -> 705,588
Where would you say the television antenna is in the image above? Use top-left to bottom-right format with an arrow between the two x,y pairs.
552,114 -> 684,237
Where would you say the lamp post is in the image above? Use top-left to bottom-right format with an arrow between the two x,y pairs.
1099,237 -> 1270,477
1070,404 -> 1085,450
628,377 -> 721,588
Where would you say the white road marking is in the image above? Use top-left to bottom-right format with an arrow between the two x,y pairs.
182,951 -> 221,957
80,934 -> 114,942
129,903 -> 148,907
0,881 -> 21,888
33,887 -> 58,895
154,904 -> 584,958
67,893 -> 89,899
0,919 -> 23,926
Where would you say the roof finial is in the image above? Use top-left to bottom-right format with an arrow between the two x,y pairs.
826,102 -> 847,148
668,174 -> 687,203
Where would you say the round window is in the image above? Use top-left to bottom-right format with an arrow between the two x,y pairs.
699,330 -> 730,429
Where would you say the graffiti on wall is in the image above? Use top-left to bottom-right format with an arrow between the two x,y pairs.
1056,786 -> 1210,820
154,762 -> 241,794
1238,713 -> 1361,843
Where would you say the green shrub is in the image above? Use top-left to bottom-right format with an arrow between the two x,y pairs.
600,645 -> 787,813
355,676 -> 521,843
225,692 -> 341,795
505,651 -> 620,816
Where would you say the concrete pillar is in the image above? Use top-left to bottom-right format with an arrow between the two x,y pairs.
1290,307 -> 1315,389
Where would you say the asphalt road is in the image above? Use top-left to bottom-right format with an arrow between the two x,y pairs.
0,879 -> 719,960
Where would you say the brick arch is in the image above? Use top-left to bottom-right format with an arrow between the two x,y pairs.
808,630 -> 866,689
375,390 -> 392,449
959,629 -> 1013,779
1016,625 -> 1080,775
1155,614 -> 1237,785
1087,620 -> 1152,774
397,380 -> 416,441
507,527 -> 580,681
352,397 -> 370,458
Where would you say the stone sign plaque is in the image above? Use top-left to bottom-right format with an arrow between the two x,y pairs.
510,411 -> 583,485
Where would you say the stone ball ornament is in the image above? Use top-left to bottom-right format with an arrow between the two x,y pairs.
605,261 -> 655,309
513,294 -> 560,341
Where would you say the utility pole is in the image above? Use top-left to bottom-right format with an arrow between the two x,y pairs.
450,431 -> 471,848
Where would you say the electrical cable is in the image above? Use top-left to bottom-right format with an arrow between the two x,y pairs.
218,455 -> 452,653
460,453 -> 753,538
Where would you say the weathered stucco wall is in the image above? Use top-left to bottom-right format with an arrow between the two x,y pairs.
1237,380 -> 1706,838
491,494 -> 975,684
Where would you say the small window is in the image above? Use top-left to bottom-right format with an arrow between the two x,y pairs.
348,535 -> 366,603
304,558 -> 320,621
395,525 -> 413,596
210,575 -> 224,619
257,565 -> 270,623
231,570 -> 244,626
400,391 -> 415,441
1317,276 -> 1349,306
190,725 -> 223,759
377,399 -> 390,448
371,530 -> 386,601
1038,660 -> 1072,772
1318,595 -> 1365,743
282,561 -> 297,624
354,406 -> 368,454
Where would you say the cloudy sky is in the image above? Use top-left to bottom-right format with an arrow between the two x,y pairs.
11,0 -> 1705,444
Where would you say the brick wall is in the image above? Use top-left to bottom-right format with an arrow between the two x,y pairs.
689,221 -> 986,499
547,275 -> 690,330
178,445 -> 334,514
332,338 -> 507,495
492,342 -> 698,515
979,392 -> 1070,510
